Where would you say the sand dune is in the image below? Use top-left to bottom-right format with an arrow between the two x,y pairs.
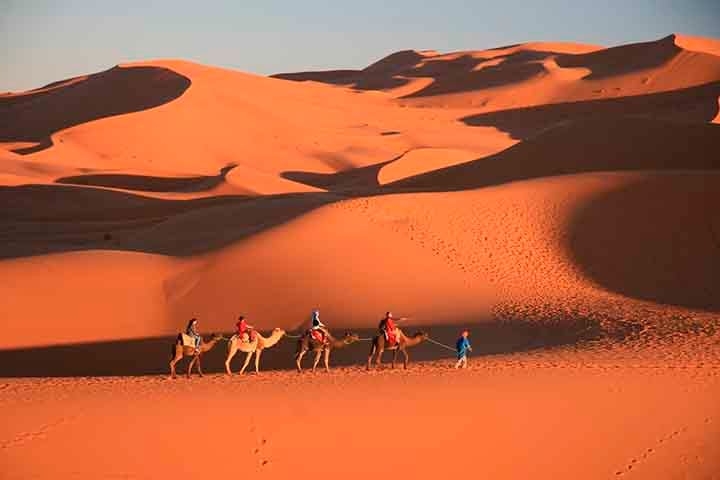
1,33 -> 720,478
391,117 -> 720,190
276,34 -> 720,115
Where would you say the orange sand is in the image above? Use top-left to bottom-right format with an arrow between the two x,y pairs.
1,33 -> 719,479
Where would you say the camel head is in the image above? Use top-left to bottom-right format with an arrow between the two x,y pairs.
413,331 -> 430,341
210,332 -> 224,340
272,328 -> 286,337
342,332 -> 361,343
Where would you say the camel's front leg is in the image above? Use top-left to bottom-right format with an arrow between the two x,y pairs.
196,355 -> 204,377
225,344 -> 237,375
239,351 -> 253,375
254,349 -> 263,374
295,349 -> 307,373
323,348 -> 330,373
366,343 -> 376,371
376,348 -> 384,368
402,348 -> 409,369
391,348 -> 398,369
187,355 -> 198,378
311,349 -> 323,373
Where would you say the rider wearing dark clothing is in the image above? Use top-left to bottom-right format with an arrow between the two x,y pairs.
186,318 -> 202,353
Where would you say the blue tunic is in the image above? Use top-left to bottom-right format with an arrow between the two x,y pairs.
456,337 -> 471,359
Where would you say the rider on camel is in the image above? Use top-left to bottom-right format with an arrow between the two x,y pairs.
186,318 -> 202,354
378,311 -> 407,345
236,315 -> 255,343
310,309 -> 330,345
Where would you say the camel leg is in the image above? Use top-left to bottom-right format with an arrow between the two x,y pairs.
254,348 -> 264,374
311,350 -> 322,373
323,348 -> 330,373
376,348 -> 384,368
239,351 -> 253,375
391,348 -> 398,369
187,355 -> 197,378
169,348 -> 181,379
296,349 -> 307,373
196,355 -> 204,377
367,343 -> 377,371
402,348 -> 409,369
225,344 -> 237,375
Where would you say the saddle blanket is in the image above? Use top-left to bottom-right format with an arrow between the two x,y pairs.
310,330 -> 325,343
180,333 -> 197,347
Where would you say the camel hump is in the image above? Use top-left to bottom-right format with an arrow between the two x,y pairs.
179,333 -> 195,347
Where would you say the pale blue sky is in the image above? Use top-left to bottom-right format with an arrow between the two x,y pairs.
2,0 -> 719,91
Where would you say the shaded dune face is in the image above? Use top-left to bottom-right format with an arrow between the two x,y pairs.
554,35 -> 683,79
461,81 -> 720,139
567,174 -> 720,313
389,118 -> 720,191
0,66 -> 191,154
55,165 -> 236,193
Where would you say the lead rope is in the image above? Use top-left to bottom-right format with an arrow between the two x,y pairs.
426,337 -> 457,352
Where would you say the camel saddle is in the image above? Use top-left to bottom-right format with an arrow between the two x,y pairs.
236,330 -> 257,343
180,333 -> 196,347
310,329 -> 326,344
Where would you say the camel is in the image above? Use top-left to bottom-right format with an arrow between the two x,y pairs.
366,328 -> 429,370
295,331 -> 361,373
169,332 -> 224,379
225,328 -> 286,375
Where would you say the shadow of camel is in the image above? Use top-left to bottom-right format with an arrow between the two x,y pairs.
566,173 -> 720,313
56,165 -> 237,193
0,65 -> 191,154
0,320 -> 601,377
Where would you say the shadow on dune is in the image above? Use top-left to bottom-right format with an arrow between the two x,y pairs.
271,69 -> 360,85
566,174 -> 720,313
0,320 -> 601,377
274,49 -> 560,96
3,116 -> 719,260
462,81 -> 720,139
0,65 -> 191,154
282,151 -> 408,192
400,51 -> 553,98
56,165 -> 236,193
0,184 -> 339,258
387,117 -> 720,192
555,35 -> 680,80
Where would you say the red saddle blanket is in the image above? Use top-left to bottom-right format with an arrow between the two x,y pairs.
385,330 -> 397,346
310,330 -> 325,343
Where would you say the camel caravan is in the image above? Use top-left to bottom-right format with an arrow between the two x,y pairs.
169,311 -> 435,378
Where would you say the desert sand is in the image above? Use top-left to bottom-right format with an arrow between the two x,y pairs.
1,33 -> 719,479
